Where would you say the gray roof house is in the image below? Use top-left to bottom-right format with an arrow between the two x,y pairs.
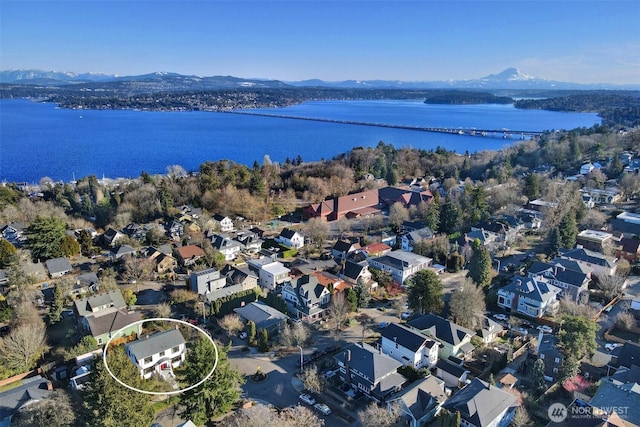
537,333 -> 564,381
368,250 -> 432,285
190,268 -> 227,295
110,244 -> 137,261
45,257 -> 73,278
435,358 -> 469,388
588,377 -> 640,426
126,328 -> 186,379
559,247 -> 617,275
331,239 -> 361,261
380,322 -> 440,369
73,290 -> 142,345
234,301 -> 289,334
441,378 -> 518,427
281,274 -> 331,322
386,375 -> 448,427
334,342 -> 407,403
407,314 -> 475,359
0,375 -> 52,427
73,272 -> 100,295
400,227 -> 434,253
497,277 -> 561,318
527,261 -> 590,303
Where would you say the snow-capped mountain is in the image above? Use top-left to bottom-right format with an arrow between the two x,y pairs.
0,69 -> 115,83
1,68 -> 637,90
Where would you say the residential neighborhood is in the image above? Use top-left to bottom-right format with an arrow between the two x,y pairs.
2,133 -> 640,427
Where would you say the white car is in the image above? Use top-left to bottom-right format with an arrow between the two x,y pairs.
314,403 -> 332,415
493,314 -> 508,321
605,343 -> 622,352
238,331 -> 248,340
299,394 -> 316,405
401,311 -> 412,320
536,325 -> 553,334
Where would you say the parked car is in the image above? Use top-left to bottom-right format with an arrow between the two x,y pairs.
314,403 -> 332,415
493,314 -> 508,321
605,343 -> 622,351
238,331 -> 248,340
378,321 -> 389,330
536,325 -> 553,334
299,394 -> 316,405
324,370 -> 337,379
401,311 -> 412,320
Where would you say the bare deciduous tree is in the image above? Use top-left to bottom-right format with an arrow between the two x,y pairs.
616,311 -> 636,330
300,365 -> 325,394
280,404 -> 325,427
559,298 -> 599,318
11,390 -> 76,427
220,403 -> 324,427
328,292 -> 350,340
357,402 -> 401,427
388,203 -> 409,231
510,406 -> 531,427
154,303 -> 172,319
218,314 -> 244,336
123,255 -> 156,287
0,318 -> 48,373
291,322 -> 309,346
449,279 -> 486,330
594,269 -> 627,301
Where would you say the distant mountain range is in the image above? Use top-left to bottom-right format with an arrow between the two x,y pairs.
1,67 -> 638,90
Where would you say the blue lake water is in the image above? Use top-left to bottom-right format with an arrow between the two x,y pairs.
0,99 -> 600,183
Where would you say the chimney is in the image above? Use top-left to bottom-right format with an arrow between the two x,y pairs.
46,380 -> 53,391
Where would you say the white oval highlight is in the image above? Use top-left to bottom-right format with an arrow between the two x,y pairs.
102,317 -> 219,396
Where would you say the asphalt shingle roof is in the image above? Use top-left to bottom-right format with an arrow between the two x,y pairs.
334,342 -> 402,383
381,323 -> 431,352
442,378 -> 517,427
407,314 -> 475,346
126,328 -> 185,361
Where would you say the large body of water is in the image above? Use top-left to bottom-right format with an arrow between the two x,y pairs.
0,99 -> 600,183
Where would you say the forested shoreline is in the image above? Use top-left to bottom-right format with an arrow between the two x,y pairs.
2,84 -> 639,126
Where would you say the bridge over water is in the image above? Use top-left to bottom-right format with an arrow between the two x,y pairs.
225,110 -> 543,139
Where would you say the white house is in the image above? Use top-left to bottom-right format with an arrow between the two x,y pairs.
212,214 -> 234,232
275,228 -> 304,249
247,256 -> 291,291
368,250 -> 432,285
211,234 -> 243,261
380,323 -> 439,369
125,328 -> 186,379
190,268 -> 227,294
497,277 -> 561,318
281,274 -> 331,322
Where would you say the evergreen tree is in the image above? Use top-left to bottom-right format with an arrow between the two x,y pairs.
467,239 -> 492,287
549,227 -> 563,258
246,320 -> 256,342
531,358 -> 547,395
406,270 -> 444,315
440,201 -> 462,235
344,288 -> 358,312
559,211 -> 578,249
59,235 -> 80,257
523,173 -> 540,200
558,354 -> 580,383
465,185 -> 490,223
84,347 -> 154,427
49,283 -> 65,325
77,229 -> 95,256
558,315 -> 597,359
26,216 -> 67,261
0,238 -> 17,267
425,192 -> 441,233
355,277 -> 371,309
180,339 -> 244,425
258,328 -> 269,352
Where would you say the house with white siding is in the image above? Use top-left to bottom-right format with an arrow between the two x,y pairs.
125,328 -> 186,379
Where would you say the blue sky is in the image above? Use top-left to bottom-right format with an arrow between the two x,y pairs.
1,0 -> 639,84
